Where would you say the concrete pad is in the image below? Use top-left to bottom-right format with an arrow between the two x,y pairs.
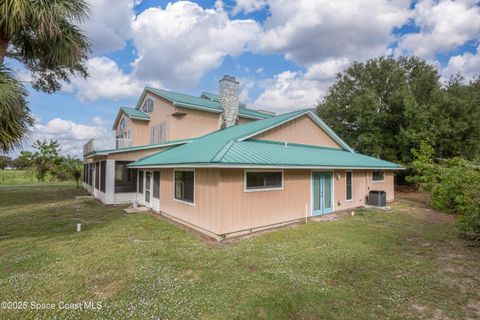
124,207 -> 151,213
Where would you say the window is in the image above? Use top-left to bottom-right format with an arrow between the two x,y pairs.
245,171 -> 283,191
100,161 -> 106,192
372,170 -> 385,182
138,170 -> 144,193
153,171 -> 160,199
346,171 -> 353,201
142,98 -> 154,114
150,122 -> 166,144
119,117 -> 127,130
174,170 -> 194,204
114,161 -> 137,193
95,162 -> 100,189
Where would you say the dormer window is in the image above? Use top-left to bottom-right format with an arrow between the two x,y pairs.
142,98 -> 154,114
119,117 -> 127,130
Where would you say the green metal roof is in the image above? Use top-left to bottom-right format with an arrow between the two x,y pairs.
127,110 -> 401,169
200,91 -> 248,108
140,87 -> 273,120
120,107 -> 150,120
84,139 -> 193,158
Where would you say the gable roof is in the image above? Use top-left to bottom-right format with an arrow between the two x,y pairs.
137,87 -> 274,120
200,91 -> 248,108
128,110 -> 402,169
112,107 -> 150,129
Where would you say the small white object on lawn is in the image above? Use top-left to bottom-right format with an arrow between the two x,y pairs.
77,223 -> 81,232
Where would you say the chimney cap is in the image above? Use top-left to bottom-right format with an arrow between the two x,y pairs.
220,75 -> 239,84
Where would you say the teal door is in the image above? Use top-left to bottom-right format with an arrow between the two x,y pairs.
312,172 -> 334,216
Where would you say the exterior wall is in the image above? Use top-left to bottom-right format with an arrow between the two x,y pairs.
253,115 -> 341,149
168,107 -> 222,141
333,170 -> 394,211
107,147 -> 167,161
158,168 -> 222,234
218,169 -> 311,235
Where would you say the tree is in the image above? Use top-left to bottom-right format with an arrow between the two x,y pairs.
62,155 -> 83,187
12,151 -> 33,169
0,66 -> 33,152
0,155 -> 11,169
0,0 -> 90,152
31,139 -> 62,181
316,56 -> 480,163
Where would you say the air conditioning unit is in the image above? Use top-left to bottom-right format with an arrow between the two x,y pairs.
368,190 -> 387,207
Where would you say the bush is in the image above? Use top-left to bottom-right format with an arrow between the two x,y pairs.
409,144 -> 480,242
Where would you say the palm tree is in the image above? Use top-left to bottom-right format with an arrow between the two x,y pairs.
0,0 -> 90,152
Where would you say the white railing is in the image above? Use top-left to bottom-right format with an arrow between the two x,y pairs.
83,138 -> 94,155
116,139 -> 132,149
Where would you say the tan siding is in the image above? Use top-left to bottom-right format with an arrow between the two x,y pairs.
333,170 -> 395,211
108,147 -> 167,161
218,169 -> 310,234
159,169 -> 222,234
253,115 -> 341,148
168,108 -> 221,141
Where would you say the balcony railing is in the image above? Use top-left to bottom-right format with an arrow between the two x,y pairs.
116,139 -> 132,149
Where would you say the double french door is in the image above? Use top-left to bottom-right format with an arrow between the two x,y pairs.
312,172 -> 334,216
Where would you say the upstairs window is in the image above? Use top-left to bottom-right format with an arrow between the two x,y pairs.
142,98 -> 154,114
119,117 -> 127,130
245,171 -> 283,191
150,122 -> 166,144
372,170 -> 385,182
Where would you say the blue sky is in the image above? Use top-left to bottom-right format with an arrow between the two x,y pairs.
9,0 -> 480,156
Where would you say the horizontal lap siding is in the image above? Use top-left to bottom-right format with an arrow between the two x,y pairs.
219,169 -> 310,235
159,169 -> 221,234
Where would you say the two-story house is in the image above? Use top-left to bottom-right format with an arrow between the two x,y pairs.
83,75 -> 401,240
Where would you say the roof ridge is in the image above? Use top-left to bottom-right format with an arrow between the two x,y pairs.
211,140 -> 236,162
245,139 -> 347,151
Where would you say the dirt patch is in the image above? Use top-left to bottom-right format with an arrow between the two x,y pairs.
397,192 -> 454,224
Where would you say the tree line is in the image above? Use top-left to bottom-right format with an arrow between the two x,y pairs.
0,139 -> 82,187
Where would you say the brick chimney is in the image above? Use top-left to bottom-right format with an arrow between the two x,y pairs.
219,75 -> 239,128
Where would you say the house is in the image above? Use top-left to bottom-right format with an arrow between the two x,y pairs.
83,75 -> 401,240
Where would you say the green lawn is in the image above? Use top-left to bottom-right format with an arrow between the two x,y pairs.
0,185 -> 479,319
0,169 -> 38,185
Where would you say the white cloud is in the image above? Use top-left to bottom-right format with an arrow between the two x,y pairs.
29,117 -> 114,157
398,0 -> 480,58
82,0 -> 135,55
232,0 -> 267,15
254,58 -> 349,112
73,56 -> 154,101
258,0 -> 410,65
131,1 -> 261,87
443,45 -> 480,81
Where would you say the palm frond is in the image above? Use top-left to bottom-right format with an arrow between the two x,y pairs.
0,66 -> 34,153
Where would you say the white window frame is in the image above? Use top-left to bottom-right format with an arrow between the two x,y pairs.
119,117 -> 127,130
345,170 -> 353,202
142,97 -> 155,114
173,169 -> 195,206
371,170 -> 385,183
244,169 -> 284,192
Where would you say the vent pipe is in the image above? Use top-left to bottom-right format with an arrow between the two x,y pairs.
219,75 -> 239,128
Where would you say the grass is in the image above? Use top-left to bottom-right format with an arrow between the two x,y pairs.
0,169 -> 38,185
0,184 -> 479,319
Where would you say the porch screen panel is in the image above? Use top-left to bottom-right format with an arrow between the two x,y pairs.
89,163 -> 94,186
83,164 -> 87,183
153,171 -> 160,199
95,162 -> 100,189
114,161 -> 137,193
100,161 -> 106,192
138,170 -> 144,193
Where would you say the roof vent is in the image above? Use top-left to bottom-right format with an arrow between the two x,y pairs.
219,75 -> 239,129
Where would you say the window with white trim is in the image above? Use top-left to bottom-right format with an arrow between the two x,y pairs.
245,171 -> 283,191
346,171 -> 353,201
119,117 -> 127,130
174,170 -> 194,203
372,170 -> 385,182
142,98 -> 154,114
